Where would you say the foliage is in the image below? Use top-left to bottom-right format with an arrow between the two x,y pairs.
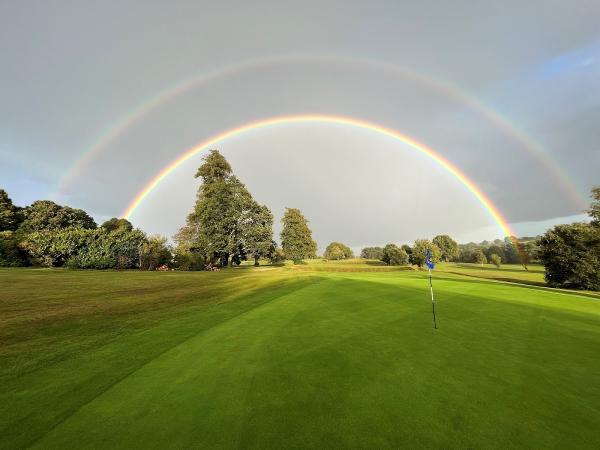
242,202 -> 275,266
101,217 -> 133,232
186,150 -> 273,267
20,200 -> 96,233
411,239 -> 441,267
538,222 -> 600,290
473,249 -> 487,265
432,235 -> 458,262
324,242 -> 353,260
490,254 -> 502,268
0,189 -> 22,231
22,228 -> 148,269
588,186 -> 600,227
360,246 -> 383,259
0,231 -> 28,266
268,247 -> 286,264
381,243 -> 409,265
280,208 -> 317,262
140,235 -> 172,270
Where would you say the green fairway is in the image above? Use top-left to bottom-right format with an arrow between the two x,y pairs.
1,265 -> 599,449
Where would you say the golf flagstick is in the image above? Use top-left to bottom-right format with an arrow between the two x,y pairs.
429,268 -> 437,329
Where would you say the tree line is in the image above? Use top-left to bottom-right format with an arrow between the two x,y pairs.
1,149 -> 598,290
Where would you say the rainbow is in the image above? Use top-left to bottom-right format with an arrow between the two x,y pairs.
122,114 -> 516,239
56,55 -> 586,208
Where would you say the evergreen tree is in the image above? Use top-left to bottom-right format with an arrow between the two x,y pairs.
280,208 -> 317,262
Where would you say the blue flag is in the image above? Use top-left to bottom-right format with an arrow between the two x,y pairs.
425,249 -> 435,270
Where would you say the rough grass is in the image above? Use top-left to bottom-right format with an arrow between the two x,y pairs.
1,264 -> 599,449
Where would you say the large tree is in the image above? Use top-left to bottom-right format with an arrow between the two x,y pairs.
432,234 -> 459,262
242,201 -> 275,266
183,150 -> 273,267
280,208 -> 317,262
0,189 -> 22,231
101,217 -> 133,232
538,223 -> 600,290
19,200 -> 96,232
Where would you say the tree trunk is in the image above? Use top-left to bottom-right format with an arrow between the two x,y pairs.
254,255 -> 259,266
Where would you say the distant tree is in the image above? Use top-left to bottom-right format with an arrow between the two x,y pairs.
432,235 -> 459,262
20,200 -> 96,232
473,249 -> 487,265
242,202 -> 275,266
588,186 -> 600,227
280,208 -> 317,262
381,244 -> 409,265
503,236 -> 520,264
411,239 -> 441,267
486,244 -> 505,262
360,246 -> 383,259
140,235 -> 172,270
101,217 -> 133,232
538,222 -> 600,290
0,189 -> 22,231
490,254 -> 502,268
324,242 -> 353,260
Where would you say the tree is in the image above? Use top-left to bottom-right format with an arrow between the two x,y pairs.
101,217 -> 133,232
140,235 -> 172,270
0,189 -> 22,231
411,239 -> 441,267
190,150 -> 256,267
0,231 -> 28,266
486,244 -> 505,262
490,254 -> 502,268
324,242 -> 353,260
20,200 -> 96,232
503,236 -> 520,264
538,222 -> 600,290
242,201 -> 274,266
432,235 -> 458,262
381,244 -> 409,265
588,186 -> 600,227
280,208 -> 317,262
360,246 -> 383,259
473,249 -> 487,265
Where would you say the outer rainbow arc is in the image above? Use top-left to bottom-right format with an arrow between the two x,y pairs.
122,114 -> 515,239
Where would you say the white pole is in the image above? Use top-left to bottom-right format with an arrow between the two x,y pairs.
429,268 -> 437,329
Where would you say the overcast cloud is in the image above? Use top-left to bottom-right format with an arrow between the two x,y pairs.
1,0 -> 599,250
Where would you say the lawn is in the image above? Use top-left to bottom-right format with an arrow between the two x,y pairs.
1,264 -> 599,449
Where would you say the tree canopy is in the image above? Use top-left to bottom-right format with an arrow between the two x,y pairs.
324,242 -> 353,260
432,235 -> 458,262
280,208 -> 317,262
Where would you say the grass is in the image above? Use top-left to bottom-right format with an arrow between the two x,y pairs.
1,262 -> 599,449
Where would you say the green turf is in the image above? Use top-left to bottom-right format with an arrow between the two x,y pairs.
1,264 -> 599,449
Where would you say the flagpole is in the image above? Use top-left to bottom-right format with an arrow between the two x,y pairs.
428,268 -> 437,329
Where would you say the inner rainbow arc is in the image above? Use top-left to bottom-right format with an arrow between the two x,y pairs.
122,114 -> 515,239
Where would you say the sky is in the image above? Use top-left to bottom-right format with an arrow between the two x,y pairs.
1,0 -> 599,251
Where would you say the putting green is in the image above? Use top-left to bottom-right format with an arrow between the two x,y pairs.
1,266 -> 599,448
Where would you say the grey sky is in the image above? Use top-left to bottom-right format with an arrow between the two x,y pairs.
1,1 -> 599,250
